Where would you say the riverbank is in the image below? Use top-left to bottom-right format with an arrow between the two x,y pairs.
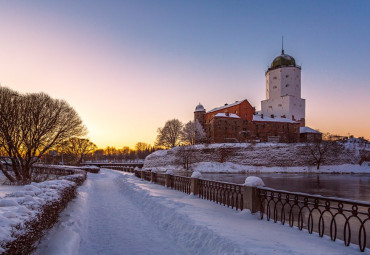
145,161 -> 370,174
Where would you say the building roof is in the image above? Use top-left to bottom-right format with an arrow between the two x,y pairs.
253,114 -> 298,123
194,103 -> 205,112
214,113 -> 241,119
300,127 -> 322,134
208,99 -> 247,113
268,50 -> 299,71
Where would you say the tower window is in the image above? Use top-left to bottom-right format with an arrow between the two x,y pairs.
273,86 -> 277,89
285,84 -> 289,87
273,77 -> 277,80
278,104 -> 282,107
268,106 -> 273,109
285,75 -> 289,78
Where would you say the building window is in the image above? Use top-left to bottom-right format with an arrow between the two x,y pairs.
268,106 -> 272,109
278,104 -> 282,107
273,86 -> 277,89
273,76 -> 277,80
285,84 -> 289,87
285,75 -> 289,78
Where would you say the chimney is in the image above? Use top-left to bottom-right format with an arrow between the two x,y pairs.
261,114 -> 264,119
224,103 -> 228,106
271,114 -> 274,118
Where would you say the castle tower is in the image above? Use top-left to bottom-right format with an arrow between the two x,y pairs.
261,47 -> 305,126
194,103 -> 206,128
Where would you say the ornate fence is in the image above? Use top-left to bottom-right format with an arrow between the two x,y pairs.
169,175 -> 191,194
198,179 -> 244,211
258,187 -> 370,251
155,173 -> 166,186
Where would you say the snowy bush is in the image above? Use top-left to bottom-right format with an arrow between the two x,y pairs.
81,165 -> 100,174
0,169 -> 87,254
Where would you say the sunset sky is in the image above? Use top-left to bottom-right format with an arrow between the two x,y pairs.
0,1 -> 369,148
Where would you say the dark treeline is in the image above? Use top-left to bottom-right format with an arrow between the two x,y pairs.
42,142 -> 156,164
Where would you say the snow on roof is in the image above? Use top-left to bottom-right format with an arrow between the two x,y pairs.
300,127 -> 321,134
208,100 -> 245,113
252,115 -> 298,123
214,113 -> 240,119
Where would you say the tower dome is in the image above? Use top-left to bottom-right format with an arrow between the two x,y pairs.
269,50 -> 296,70
195,103 -> 205,112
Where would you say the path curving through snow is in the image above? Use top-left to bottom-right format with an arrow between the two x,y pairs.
35,170 -> 187,255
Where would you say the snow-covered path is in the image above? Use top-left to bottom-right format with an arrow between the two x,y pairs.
35,169 -> 369,255
79,171 -> 186,255
36,170 -> 187,255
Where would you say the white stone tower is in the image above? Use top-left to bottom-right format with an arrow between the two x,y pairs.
261,47 -> 305,126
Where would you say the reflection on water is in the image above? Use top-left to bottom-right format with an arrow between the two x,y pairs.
201,173 -> 370,202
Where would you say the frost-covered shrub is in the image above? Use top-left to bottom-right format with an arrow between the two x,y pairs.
0,169 -> 87,254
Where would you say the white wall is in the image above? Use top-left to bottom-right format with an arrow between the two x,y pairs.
262,66 -> 305,121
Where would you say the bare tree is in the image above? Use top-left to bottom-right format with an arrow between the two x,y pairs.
176,145 -> 196,176
305,133 -> 343,170
181,120 -> 206,145
155,119 -> 183,149
0,86 -> 86,184
218,145 -> 233,163
60,137 -> 97,165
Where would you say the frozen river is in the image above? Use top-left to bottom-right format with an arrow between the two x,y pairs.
201,173 -> 370,202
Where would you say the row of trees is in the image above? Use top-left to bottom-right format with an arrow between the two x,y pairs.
0,86 -> 87,184
155,119 -> 206,149
41,142 -> 156,165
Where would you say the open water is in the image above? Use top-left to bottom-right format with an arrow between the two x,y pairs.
201,173 -> 370,202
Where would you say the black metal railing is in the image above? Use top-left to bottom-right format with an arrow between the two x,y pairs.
198,179 -> 244,211
258,187 -> 370,251
169,175 -> 191,194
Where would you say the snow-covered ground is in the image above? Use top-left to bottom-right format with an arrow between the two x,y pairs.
144,142 -> 370,174
35,169 -> 368,254
145,161 -> 370,174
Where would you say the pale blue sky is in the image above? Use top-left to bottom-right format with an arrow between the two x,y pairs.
1,1 -> 369,147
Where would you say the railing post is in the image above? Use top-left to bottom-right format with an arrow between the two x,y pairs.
243,176 -> 264,214
190,171 -> 202,195
140,168 -> 144,180
190,178 -> 200,195
243,186 -> 261,214
150,169 -> 157,183
164,170 -> 174,188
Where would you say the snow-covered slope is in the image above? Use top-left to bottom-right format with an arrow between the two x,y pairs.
144,143 -> 370,173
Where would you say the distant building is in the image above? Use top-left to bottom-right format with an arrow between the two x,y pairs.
194,47 -> 320,143
299,127 -> 322,142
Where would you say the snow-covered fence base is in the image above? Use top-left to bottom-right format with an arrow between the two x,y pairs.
0,169 -> 87,254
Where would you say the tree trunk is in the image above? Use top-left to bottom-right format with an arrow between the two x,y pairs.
0,165 -> 15,183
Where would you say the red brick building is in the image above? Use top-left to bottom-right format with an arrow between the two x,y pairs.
194,100 -> 300,143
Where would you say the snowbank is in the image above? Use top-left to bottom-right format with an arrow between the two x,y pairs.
146,161 -> 370,174
0,171 -> 86,254
144,143 -> 369,173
